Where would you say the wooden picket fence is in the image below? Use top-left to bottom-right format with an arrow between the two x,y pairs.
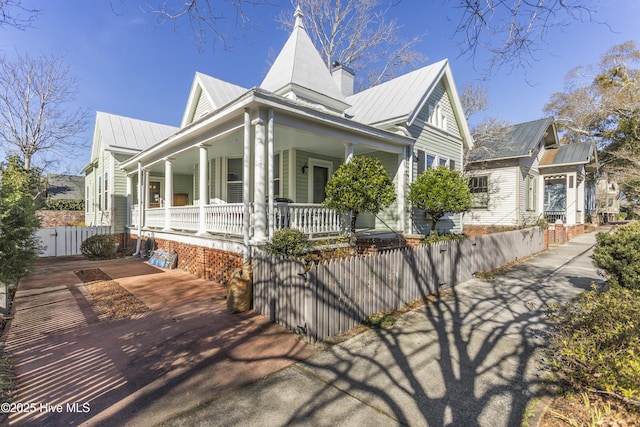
253,227 -> 544,343
36,226 -> 111,257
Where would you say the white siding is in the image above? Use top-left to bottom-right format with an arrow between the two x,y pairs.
465,167 -> 519,226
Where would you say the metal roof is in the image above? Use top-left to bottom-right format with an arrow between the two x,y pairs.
196,72 -> 247,109
96,112 -> 178,153
345,60 -> 446,125
539,142 -> 594,167
260,7 -> 349,111
468,117 -> 554,162
46,174 -> 84,200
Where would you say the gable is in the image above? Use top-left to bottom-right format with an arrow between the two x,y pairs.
413,81 -> 461,139
181,73 -> 247,127
346,59 -> 472,149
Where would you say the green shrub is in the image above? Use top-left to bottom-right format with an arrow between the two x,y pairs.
43,199 -> 84,211
592,222 -> 640,289
263,229 -> 312,257
81,234 -> 117,260
547,285 -> 640,403
423,231 -> 466,245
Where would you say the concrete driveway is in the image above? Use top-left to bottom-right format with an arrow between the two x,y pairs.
2,256 -> 315,426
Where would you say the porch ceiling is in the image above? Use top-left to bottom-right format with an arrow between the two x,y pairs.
142,121 -> 398,176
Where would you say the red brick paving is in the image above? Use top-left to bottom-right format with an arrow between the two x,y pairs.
3,256 -> 316,426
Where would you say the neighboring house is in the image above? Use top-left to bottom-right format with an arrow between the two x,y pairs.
37,174 -> 86,227
82,112 -> 178,233
45,174 -> 85,204
465,117 -> 597,227
594,177 -> 621,222
87,8 -> 472,279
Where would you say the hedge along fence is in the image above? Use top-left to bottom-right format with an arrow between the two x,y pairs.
253,227 -> 545,343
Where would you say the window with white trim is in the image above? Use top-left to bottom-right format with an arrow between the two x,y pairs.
227,158 -> 243,203
439,157 -> 448,167
104,172 -> 109,210
98,176 -> 102,210
274,153 -> 281,197
470,176 -> 489,208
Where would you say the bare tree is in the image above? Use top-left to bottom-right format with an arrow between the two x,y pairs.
454,0 -> 596,73
0,0 -> 40,30
278,0 -> 425,88
545,40 -> 640,197
0,51 -> 89,171
460,82 -> 489,120
145,0 -> 262,51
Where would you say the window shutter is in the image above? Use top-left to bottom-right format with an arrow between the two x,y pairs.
417,150 -> 425,175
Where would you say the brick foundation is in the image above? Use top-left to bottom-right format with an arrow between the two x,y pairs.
128,234 -> 243,283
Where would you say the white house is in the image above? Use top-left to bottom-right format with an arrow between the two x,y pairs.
86,8 -> 473,281
465,117 -> 597,228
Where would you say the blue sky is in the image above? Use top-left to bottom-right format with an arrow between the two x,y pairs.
2,0 -> 639,174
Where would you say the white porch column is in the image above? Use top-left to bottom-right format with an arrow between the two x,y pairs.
408,145 -> 415,234
137,162 -> 144,229
577,173 -> 585,224
566,172 -> 577,226
252,113 -> 267,244
197,144 -> 209,235
143,169 -> 151,211
126,174 -> 133,227
164,157 -> 174,231
243,109 -> 251,259
397,147 -> 407,233
267,109 -> 275,239
344,143 -> 354,162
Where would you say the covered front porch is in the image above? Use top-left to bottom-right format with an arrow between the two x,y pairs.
541,172 -> 585,225
121,94 -> 412,255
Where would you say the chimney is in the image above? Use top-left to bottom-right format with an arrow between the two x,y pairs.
331,61 -> 355,97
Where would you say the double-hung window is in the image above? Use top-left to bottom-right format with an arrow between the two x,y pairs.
227,158 -> 243,203
470,176 -> 489,208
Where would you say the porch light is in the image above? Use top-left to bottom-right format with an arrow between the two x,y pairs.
301,161 -> 308,174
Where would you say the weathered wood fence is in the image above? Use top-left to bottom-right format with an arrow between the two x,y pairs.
253,227 -> 544,343
36,226 -> 111,257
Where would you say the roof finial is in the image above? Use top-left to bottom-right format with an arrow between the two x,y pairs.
294,5 -> 304,29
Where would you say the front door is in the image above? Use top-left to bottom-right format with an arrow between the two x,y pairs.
312,166 -> 329,203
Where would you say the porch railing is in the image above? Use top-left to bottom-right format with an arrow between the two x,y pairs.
137,202 -> 342,238
544,210 -> 566,223
130,204 -> 139,228
169,206 -> 199,232
145,208 -> 165,229
275,203 -> 344,236
204,203 -> 246,236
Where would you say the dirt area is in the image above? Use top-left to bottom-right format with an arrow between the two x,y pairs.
541,391 -> 639,426
75,268 -> 150,319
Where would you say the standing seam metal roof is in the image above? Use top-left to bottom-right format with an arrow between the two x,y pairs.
96,112 -> 178,153
345,60 -> 446,125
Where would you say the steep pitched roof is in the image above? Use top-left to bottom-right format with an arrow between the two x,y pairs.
95,111 -> 178,156
346,60 -> 446,125
181,72 -> 247,126
260,7 -> 349,112
468,117 -> 557,162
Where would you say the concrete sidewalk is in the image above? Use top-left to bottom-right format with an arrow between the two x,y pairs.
165,231 -> 603,427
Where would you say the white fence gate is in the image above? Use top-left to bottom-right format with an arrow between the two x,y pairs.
36,226 -> 111,257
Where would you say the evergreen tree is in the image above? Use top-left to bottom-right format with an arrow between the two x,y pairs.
0,156 -> 41,283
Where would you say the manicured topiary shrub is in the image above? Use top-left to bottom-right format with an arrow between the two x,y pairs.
81,234 -> 117,260
263,229 -> 312,258
593,222 -> 640,290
